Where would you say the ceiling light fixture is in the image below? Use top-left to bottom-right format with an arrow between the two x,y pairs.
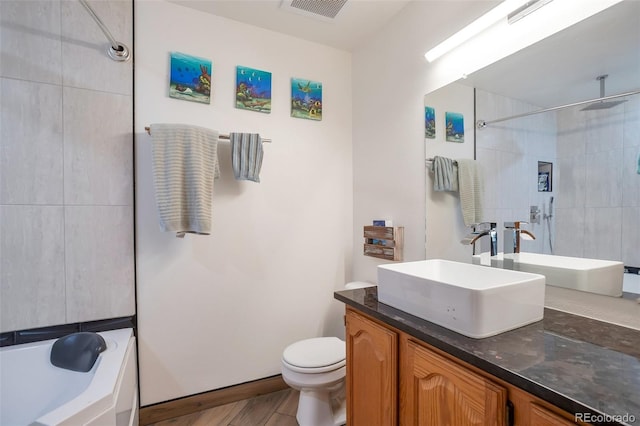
424,0 -> 533,63
508,0 -> 554,24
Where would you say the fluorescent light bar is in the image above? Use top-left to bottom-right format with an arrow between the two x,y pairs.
424,0 -> 530,63
508,0 -> 554,24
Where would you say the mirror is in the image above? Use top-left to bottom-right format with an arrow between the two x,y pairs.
424,1 -> 640,290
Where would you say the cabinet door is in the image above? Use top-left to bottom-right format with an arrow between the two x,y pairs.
346,309 -> 398,426
400,339 -> 507,426
529,403 -> 577,425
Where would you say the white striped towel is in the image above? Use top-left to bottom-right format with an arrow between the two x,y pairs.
230,133 -> 263,183
456,159 -> 483,227
149,123 -> 220,237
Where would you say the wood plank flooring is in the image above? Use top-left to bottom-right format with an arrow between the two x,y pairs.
148,389 -> 299,426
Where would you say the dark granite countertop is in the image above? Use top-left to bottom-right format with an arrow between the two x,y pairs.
335,287 -> 640,426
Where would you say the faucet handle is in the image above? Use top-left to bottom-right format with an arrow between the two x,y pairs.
473,222 -> 497,230
504,221 -> 528,229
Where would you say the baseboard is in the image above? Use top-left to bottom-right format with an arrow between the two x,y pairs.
138,374 -> 288,425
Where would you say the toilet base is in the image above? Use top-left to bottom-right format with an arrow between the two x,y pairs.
296,385 -> 345,426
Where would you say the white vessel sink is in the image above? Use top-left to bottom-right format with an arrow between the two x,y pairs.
472,252 -> 624,297
377,259 -> 545,339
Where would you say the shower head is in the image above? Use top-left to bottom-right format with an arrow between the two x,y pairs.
581,75 -> 627,111
581,100 -> 627,110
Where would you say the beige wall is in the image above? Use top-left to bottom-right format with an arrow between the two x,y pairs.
134,0 -> 353,406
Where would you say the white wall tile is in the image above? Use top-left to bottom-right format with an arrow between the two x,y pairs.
0,206 -> 65,332
622,207 -> 640,267
584,108 -> 624,154
0,0 -> 62,84
1,78 -> 63,204
583,207 -> 622,261
584,149 -> 623,208
61,0 -> 132,95
65,206 -> 134,323
623,96 -> 640,148
554,208 -> 585,258
63,87 -> 133,205
556,156 -> 586,209
622,145 -> 640,207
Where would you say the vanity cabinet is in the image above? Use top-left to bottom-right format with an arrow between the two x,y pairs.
345,308 -> 397,426
345,307 -> 583,426
401,337 -> 507,425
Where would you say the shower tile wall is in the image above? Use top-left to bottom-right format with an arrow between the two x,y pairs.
475,89 -> 557,254
556,95 -> 640,266
477,89 -> 640,267
0,0 -> 134,332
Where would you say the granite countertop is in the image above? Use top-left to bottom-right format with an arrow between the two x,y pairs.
335,287 -> 640,426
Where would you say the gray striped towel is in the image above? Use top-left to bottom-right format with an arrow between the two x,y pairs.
149,123 -> 219,237
431,156 -> 458,192
230,133 -> 263,183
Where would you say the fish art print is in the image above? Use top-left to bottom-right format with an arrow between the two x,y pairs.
169,52 -> 212,104
291,78 -> 322,121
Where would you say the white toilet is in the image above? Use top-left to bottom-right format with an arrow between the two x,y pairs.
281,281 -> 373,426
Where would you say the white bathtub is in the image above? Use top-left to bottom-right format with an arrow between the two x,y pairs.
0,328 -> 138,426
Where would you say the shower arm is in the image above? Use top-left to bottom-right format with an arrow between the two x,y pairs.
78,0 -> 130,62
476,89 -> 640,129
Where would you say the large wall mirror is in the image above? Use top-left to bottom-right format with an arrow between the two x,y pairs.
425,1 -> 639,286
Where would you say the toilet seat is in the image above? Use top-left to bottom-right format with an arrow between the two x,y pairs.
282,337 -> 345,373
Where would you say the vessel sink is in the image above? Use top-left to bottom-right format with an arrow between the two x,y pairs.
377,259 -> 545,339
472,252 -> 624,297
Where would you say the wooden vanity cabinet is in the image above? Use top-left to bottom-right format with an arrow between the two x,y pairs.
345,308 -> 398,425
401,337 -> 507,425
345,307 -> 582,426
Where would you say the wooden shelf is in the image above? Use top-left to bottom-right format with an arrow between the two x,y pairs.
363,226 -> 404,261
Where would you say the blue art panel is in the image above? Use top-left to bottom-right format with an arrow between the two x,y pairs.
291,78 -> 322,121
425,106 -> 435,139
236,66 -> 272,113
169,52 -> 212,104
445,112 -> 464,143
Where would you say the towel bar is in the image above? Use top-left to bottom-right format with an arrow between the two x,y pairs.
144,126 -> 271,143
425,157 -> 457,166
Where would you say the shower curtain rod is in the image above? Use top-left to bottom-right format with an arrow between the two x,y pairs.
476,89 -> 640,129
78,0 -> 130,62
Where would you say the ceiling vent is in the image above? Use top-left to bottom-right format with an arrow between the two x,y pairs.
280,0 -> 348,21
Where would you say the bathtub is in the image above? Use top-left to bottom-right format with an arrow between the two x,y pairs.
0,328 -> 138,426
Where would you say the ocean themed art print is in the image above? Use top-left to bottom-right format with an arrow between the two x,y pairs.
425,106 -> 435,139
236,66 -> 272,113
169,52 -> 212,104
291,78 -> 322,121
445,112 -> 464,143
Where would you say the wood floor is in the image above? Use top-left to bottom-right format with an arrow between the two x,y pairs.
148,389 -> 299,426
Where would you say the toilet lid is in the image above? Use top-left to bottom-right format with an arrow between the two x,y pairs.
283,337 -> 345,368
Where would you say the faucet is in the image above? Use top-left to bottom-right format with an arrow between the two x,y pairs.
503,221 -> 536,255
461,222 -> 498,256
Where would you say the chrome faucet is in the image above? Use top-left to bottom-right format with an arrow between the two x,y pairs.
503,221 -> 536,254
461,222 -> 498,256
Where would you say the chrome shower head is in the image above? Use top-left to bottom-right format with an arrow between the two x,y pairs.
581,75 -> 627,111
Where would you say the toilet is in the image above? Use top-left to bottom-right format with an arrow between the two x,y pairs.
281,281 -> 373,426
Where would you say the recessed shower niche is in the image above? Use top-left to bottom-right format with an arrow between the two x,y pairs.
537,161 -> 553,192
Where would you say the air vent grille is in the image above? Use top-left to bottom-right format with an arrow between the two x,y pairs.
288,0 -> 348,19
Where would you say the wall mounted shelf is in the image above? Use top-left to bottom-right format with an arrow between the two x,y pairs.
363,226 -> 404,261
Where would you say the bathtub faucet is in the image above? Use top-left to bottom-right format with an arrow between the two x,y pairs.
461,222 -> 498,256
504,221 -> 536,255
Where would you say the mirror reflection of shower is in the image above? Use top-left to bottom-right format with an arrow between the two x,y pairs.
543,196 -> 554,254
